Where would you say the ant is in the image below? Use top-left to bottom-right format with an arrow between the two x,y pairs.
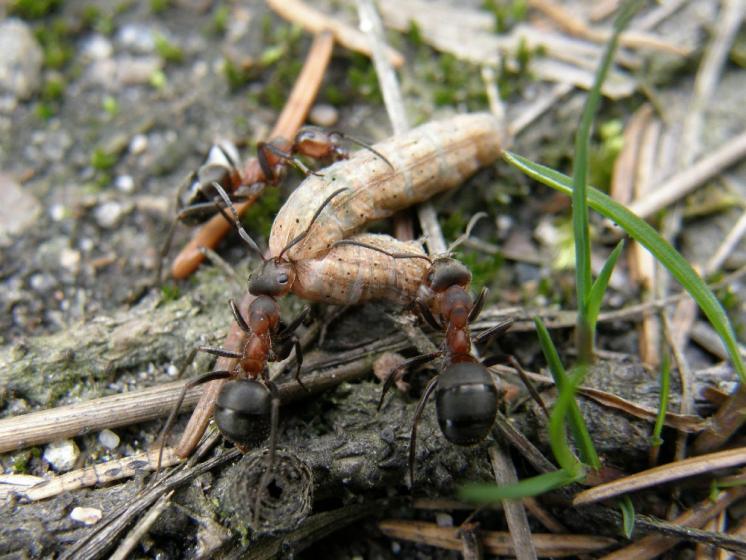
335,230 -> 521,486
156,128 -> 390,284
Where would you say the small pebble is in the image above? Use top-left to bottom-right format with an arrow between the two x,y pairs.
43,440 -> 80,472
49,204 -> 67,222
81,34 -> 113,61
29,272 -> 57,292
435,512 -> 453,527
0,19 -> 43,100
59,248 -> 81,272
98,429 -> 120,450
94,201 -> 124,229
166,364 -> 179,377
115,174 -> 135,193
70,507 -> 103,526
309,103 -> 339,128
129,133 -> 148,155
0,174 -> 41,244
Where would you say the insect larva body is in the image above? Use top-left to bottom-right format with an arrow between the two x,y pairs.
291,233 -> 429,305
269,113 -> 505,261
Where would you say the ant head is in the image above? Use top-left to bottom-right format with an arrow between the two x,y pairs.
249,258 -> 296,298
426,258 -> 471,292
435,361 -> 497,446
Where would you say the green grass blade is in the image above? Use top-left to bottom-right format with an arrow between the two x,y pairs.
535,318 -> 601,470
505,151 -> 746,383
571,0 -> 637,363
619,495 -> 636,538
459,469 -> 581,502
587,240 -> 625,334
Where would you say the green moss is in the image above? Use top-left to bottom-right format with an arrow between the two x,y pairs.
8,0 -> 61,19
483,0 -> 528,33
209,4 -> 230,36
81,5 -> 115,35
102,95 -> 119,116
154,34 -> 184,64
588,119 -> 624,191
149,0 -> 172,14
149,69 -> 168,90
161,283 -> 181,302
441,211 -> 469,242
497,37 -> 540,99
347,53 -> 382,103
91,148 -> 118,171
241,187 -> 282,239
424,53 -> 487,108
34,18 -> 74,70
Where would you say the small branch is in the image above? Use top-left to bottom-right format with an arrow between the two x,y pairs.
109,490 -> 174,560
356,0 -> 447,255
627,131 -> 746,219
268,0 -> 404,68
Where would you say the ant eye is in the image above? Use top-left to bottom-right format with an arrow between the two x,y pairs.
277,273 -> 289,284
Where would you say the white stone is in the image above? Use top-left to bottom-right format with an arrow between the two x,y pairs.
59,248 -> 81,272
70,507 -> 103,525
129,133 -> 148,155
309,103 -> 339,128
0,19 -> 43,99
98,429 -> 120,450
44,440 -> 80,472
94,201 -> 124,229
81,34 -> 113,61
115,175 -> 135,193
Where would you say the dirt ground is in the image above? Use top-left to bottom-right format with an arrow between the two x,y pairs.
1,0 -> 745,558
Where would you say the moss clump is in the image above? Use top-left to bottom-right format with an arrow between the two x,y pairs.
154,34 -> 184,64
241,186 -> 282,240
8,0 -> 61,19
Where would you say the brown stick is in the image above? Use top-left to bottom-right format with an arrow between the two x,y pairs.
170,31 -> 335,279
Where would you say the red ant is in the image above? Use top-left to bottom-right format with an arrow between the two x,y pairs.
334,237 -> 520,486
159,182 -> 350,466
156,128 -> 390,283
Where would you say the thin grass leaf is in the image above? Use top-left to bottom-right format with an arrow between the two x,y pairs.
459,469 -> 581,502
535,318 -> 600,470
651,353 -> 671,447
619,495 -> 636,538
587,240 -> 625,334
505,152 -> 746,384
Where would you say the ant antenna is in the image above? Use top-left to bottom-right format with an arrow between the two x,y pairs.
331,239 -> 433,263
447,212 -> 489,253
328,130 -> 395,171
278,187 -> 350,259
211,182 -> 266,260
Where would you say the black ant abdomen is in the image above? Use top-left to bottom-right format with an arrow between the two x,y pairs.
215,379 -> 272,447
435,362 -> 498,446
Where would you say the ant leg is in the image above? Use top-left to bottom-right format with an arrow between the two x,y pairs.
408,376 -> 440,488
154,171 -> 199,287
277,306 -> 310,337
467,287 -> 488,323
473,318 -> 513,346
328,130 -> 394,170
417,300 -> 443,331
210,182 -> 265,259
290,337 -> 307,392
253,380 -> 281,525
198,346 -> 243,359
154,369 -> 233,477
260,142 -> 321,178
378,351 -> 441,411
230,299 -> 251,334
482,353 -> 548,417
